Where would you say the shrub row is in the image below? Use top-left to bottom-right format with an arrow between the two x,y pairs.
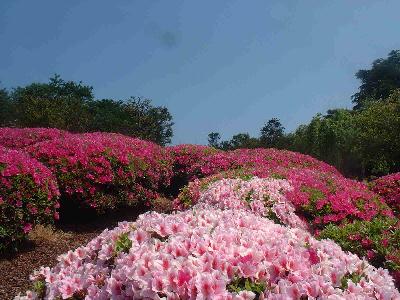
168,145 -> 341,183
25,132 -> 173,214
2,129 -> 400,291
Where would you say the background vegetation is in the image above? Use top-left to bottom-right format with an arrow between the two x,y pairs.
0,50 -> 399,177
208,50 -> 400,178
0,75 -> 173,146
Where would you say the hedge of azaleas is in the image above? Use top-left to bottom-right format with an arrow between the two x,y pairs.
371,172 -> 400,216
0,146 -> 60,252
168,146 -> 341,184
1,129 -> 399,297
0,127 -> 69,149
16,206 -> 400,299
25,132 -> 173,214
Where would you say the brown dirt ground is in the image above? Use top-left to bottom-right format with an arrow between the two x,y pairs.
0,206 -> 146,299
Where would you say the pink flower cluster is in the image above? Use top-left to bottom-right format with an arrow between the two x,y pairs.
0,127 -> 69,149
275,168 -> 392,227
372,172 -> 400,215
25,132 -> 173,212
0,146 -> 59,251
187,177 -> 309,230
17,207 -> 399,299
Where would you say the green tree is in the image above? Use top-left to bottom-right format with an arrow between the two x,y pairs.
290,110 -> 361,177
224,133 -> 260,150
4,76 -> 174,145
10,74 -> 93,131
208,132 -> 221,148
122,97 -> 174,145
0,87 -> 14,126
260,118 -> 285,148
352,50 -> 400,109
353,90 -> 400,176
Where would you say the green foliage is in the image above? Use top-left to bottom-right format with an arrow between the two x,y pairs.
260,118 -> 285,148
227,277 -> 266,298
207,132 -> 221,148
352,50 -> 400,110
290,109 -> 361,177
32,279 -> 46,298
0,87 -> 14,126
114,232 -> 132,254
340,271 -> 364,290
353,91 -> 400,175
10,75 -> 93,132
3,75 -> 174,145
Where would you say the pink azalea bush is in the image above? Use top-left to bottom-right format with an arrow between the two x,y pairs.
17,206 -> 399,299
269,167 -> 392,228
0,146 -> 60,252
168,146 -> 341,183
371,172 -> 400,216
176,168 -> 391,230
178,177 -> 309,230
0,127 -> 70,149
25,132 -> 173,214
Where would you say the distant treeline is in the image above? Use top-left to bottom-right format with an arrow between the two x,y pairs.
0,75 -> 173,145
208,50 -> 400,179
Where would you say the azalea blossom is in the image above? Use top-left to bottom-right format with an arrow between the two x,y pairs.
16,206 -> 400,299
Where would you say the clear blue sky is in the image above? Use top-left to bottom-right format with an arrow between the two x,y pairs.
1,1 -> 399,144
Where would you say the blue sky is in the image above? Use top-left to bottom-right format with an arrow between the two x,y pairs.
1,1 -> 399,144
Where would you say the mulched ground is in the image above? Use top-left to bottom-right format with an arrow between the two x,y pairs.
0,206 -> 147,299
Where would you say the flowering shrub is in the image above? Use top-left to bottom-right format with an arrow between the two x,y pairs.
176,168 -> 391,230
371,172 -> 400,215
167,144 -> 222,179
0,127 -> 69,149
25,132 -> 173,214
319,218 -> 400,288
273,168 -> 392,227
168,146 -> 342,195
179,177 -> 309,230
17,206 -> 399,299
0,146 -> 59,252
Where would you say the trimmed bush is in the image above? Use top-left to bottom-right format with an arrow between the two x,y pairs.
25,132 -> 173,215
0,127 -> 69,149
17,207 -> 399,299
0,146 -> 59,252
371,172 -> 400,216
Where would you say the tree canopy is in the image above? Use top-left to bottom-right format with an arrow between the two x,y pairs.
352,50 -> 400,109
0,75 -> 174,145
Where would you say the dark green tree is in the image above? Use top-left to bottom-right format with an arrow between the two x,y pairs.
121,97 -> 173,145
353,90 -> 400,176
10,74 -> 94,131
4,76 -> 174,145
352,50 -> 400,109
260,118 -> 285,148
208,132 -> 221,148
0,87 -> 14,126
